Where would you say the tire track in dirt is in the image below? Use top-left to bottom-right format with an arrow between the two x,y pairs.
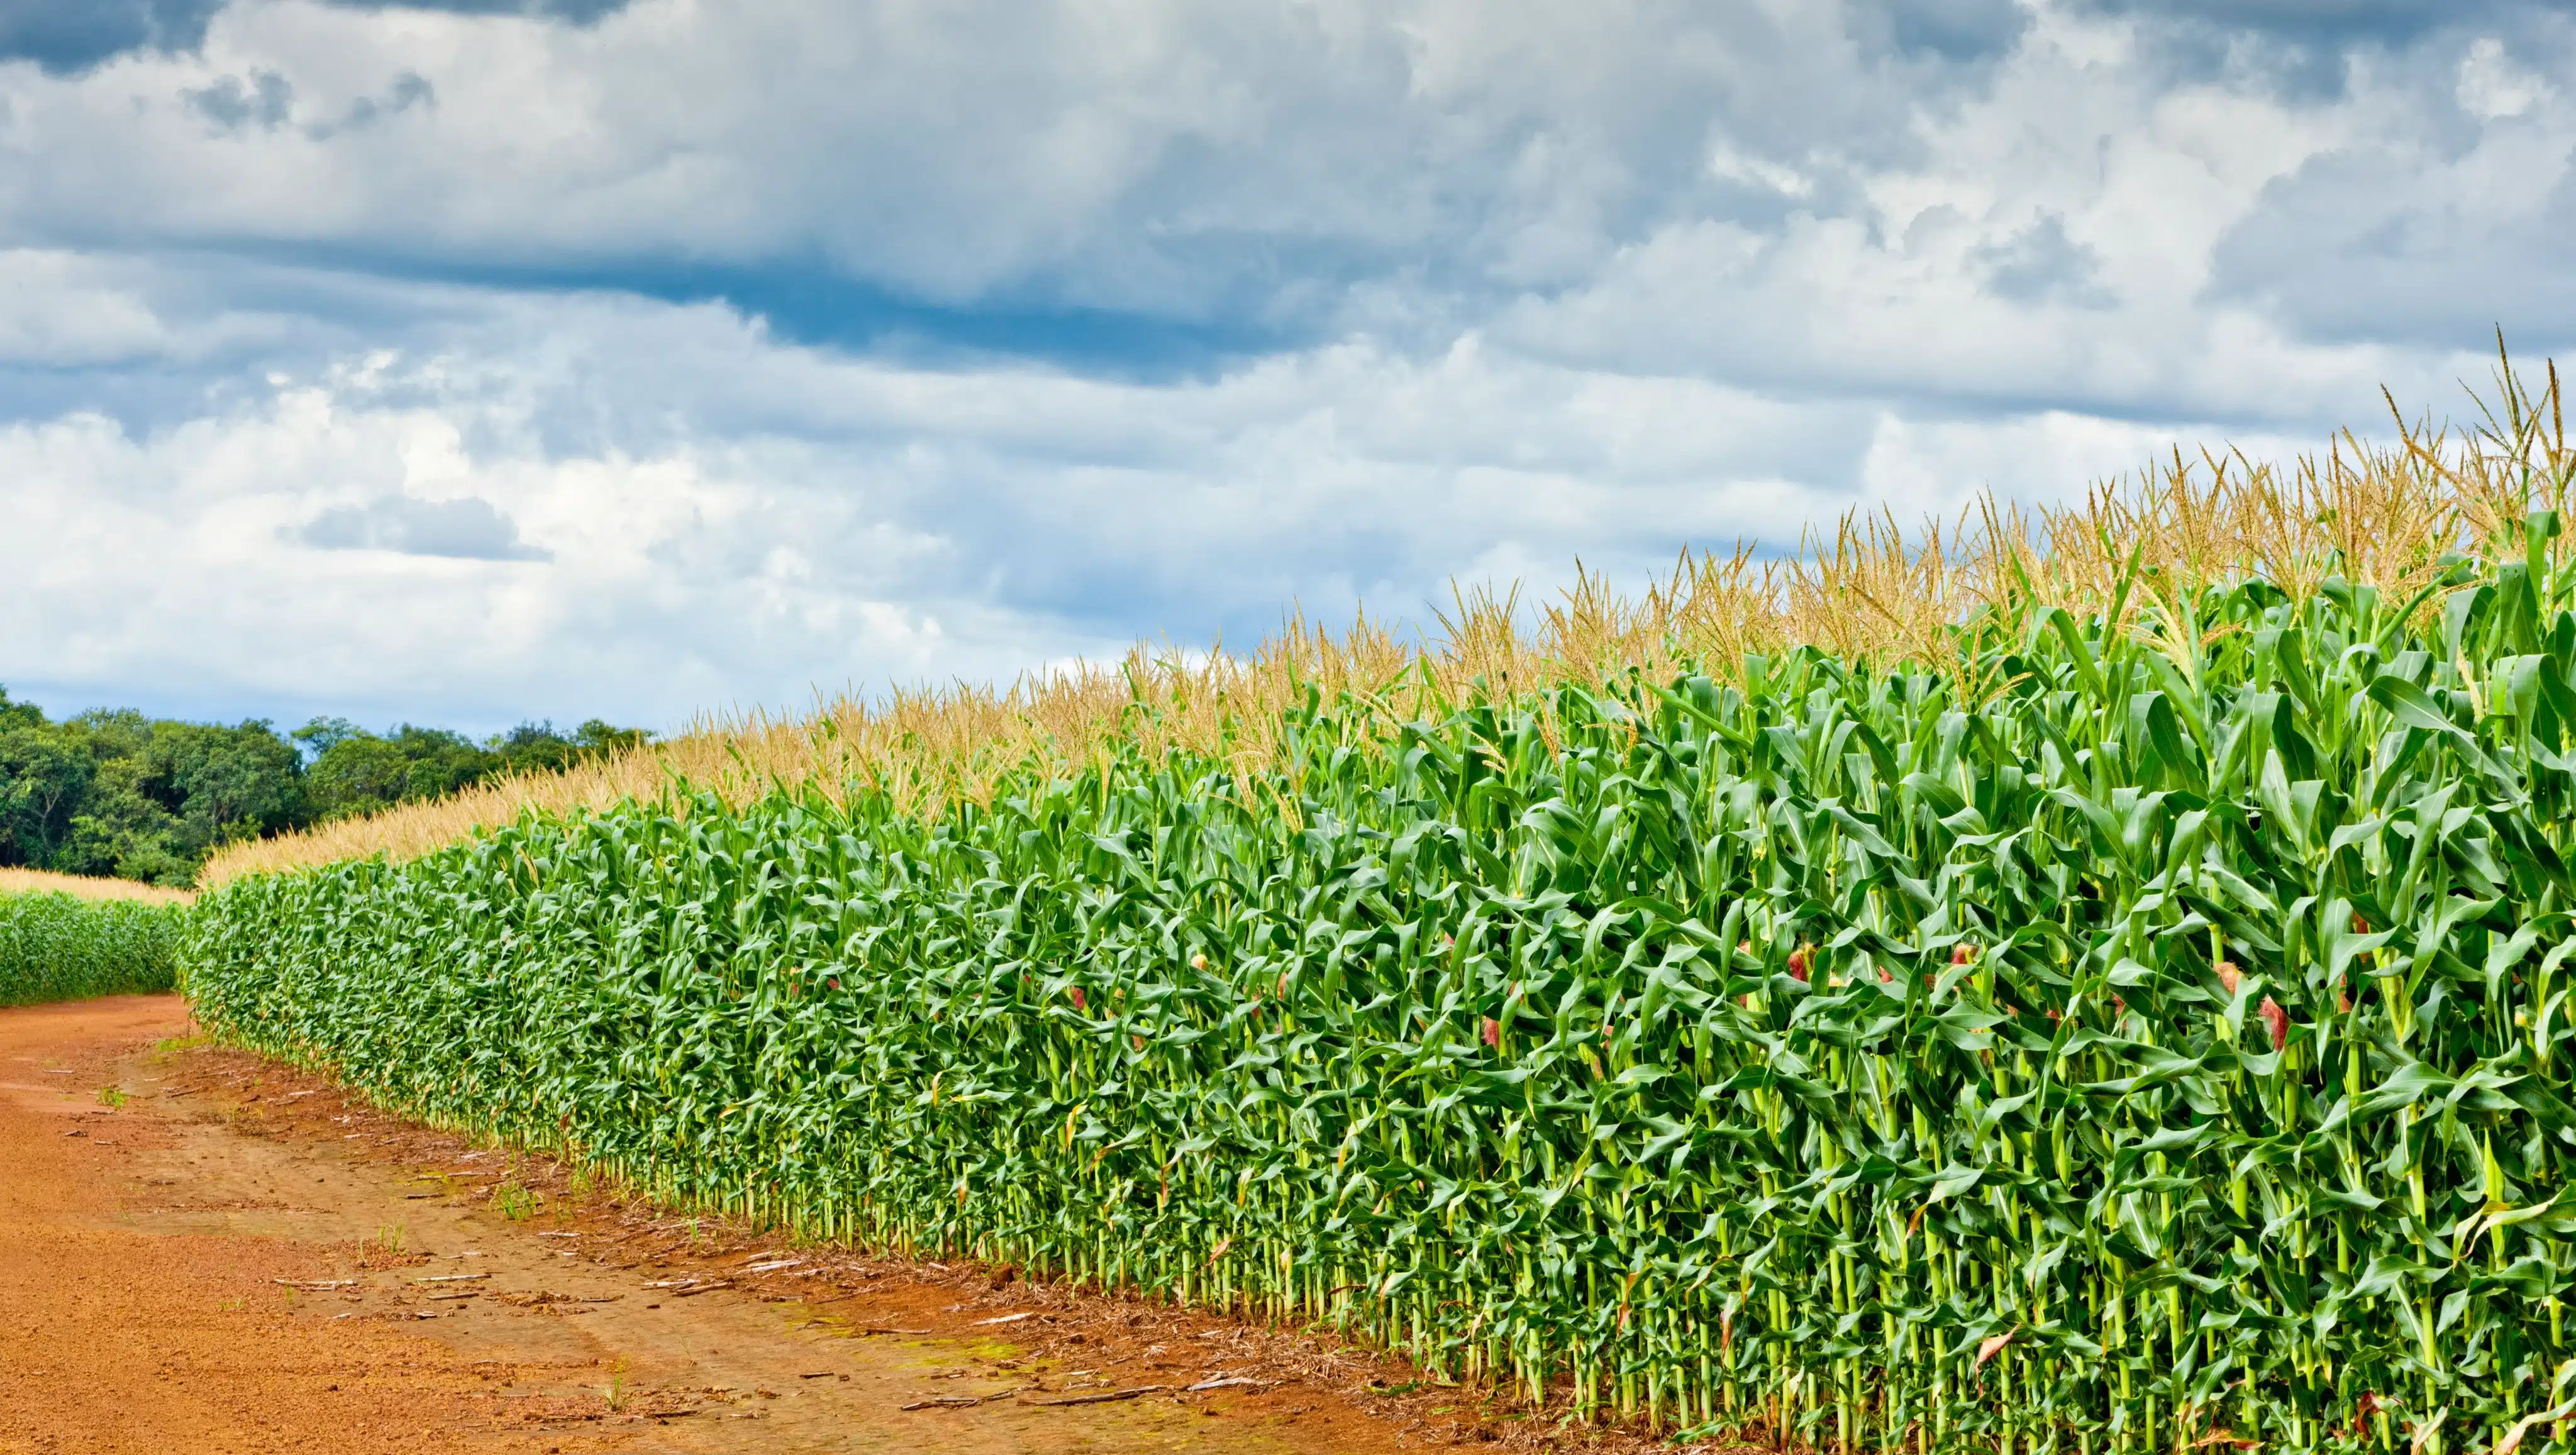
1,995 -> 1607,1455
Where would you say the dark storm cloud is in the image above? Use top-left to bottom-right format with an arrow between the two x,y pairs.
2077,0 -> 2533,44
1854,0 -> 2035,63
2068,0 -> 2575,100
0,0 -> 625,76
0,0 -> 221,74
325,0 -> 630,19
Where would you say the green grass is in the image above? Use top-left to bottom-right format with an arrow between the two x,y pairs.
0,890 -> 187,1007
186,514 -> 2576,1455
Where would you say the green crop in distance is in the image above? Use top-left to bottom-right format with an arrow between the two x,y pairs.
1,890 -> 187,1007
189,517 -> 2576,1455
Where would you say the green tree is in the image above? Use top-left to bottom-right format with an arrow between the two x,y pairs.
48,712 -> 181,882
491,721 -> 580,775
572,719 -> 648,756
491,719 -> 651,776
45,711 -> 305,885
294,719 -> 652,822
384,726 -> 496,801
9,687 -> 643,887
0,686 -> 43,730
60,755 -> 189,885
303,733 -> 415,821
141,720 -> 307,856
289,717 -> 364,758
0,714 -> 95,867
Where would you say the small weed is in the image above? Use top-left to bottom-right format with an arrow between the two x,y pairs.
96,1086 -> 126,1109
494,1180 -> 539,1220
374,1224 -> 408,1255
602,1359 -> 629,1412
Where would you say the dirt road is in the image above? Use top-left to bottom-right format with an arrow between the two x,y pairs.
0,995 -> 1539,1455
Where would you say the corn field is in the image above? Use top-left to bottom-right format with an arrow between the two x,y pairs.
187,360 -> 2576,1453
1,888 -> 189,1007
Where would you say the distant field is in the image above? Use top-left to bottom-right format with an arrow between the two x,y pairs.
0,866 -> 194,906
1,885 -> 188,1006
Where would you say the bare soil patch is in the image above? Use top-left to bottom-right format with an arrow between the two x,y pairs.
0,994 -> 1662,1455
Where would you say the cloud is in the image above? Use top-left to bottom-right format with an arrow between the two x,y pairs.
0,251 -> 175,365
0,367 -> 1001,729
0,280 -> 2404,733
2458,35 -> 2555,119
2075,0 -> 2538,46
0,0 -> 2022,341
1859,0 -> 2035,63
1977,213 -> 2116,308
328,0 -> 628,18
299,493 -> 547,560
1,0 -> 2572,733
0,0 -> 222,75
182,67 -> 291,130
0,0 -> 625,77
2204,20 -> 2576,345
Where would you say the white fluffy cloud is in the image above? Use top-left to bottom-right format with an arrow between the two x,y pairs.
1,0 -> 2569,729
0,290 -> 2350,730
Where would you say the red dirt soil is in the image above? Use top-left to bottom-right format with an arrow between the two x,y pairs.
0,994 -> 1656,1455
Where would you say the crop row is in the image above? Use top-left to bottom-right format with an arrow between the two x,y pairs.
191,523 -> 2576,1455
1,889 -> 187,1007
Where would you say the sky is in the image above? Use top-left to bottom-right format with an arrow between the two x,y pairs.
3,0 -> 2572,736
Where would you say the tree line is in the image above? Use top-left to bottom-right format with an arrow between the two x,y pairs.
0,686 -> 647,887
